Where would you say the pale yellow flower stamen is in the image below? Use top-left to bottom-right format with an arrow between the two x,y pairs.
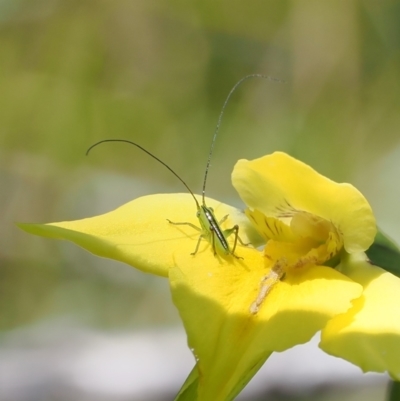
250,258 -> 286,314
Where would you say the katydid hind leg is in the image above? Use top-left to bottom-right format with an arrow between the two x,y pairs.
223,224 -> 240,255
219,214 -> 249,247
223,224 -> 248,257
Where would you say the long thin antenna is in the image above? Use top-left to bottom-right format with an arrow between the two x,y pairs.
201,74 -> 284,205
86,139 -> 201,209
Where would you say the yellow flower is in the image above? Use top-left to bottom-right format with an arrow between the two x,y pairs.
19,152 -> 400,401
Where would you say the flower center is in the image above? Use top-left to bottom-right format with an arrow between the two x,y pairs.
248,208 -> 344,313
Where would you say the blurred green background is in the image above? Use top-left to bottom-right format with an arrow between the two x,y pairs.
2,0 -> 400,399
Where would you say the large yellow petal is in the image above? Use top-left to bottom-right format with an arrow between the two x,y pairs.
19,193 -> 259,277
320,253 -> 400,379
232,152 -> 376,253
170,248 -> 362,401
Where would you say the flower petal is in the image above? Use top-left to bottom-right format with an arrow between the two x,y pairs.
169,248 -> 362,401
232,152 -> 376,253
19,194 -> 257,277
320,253 -> 400,379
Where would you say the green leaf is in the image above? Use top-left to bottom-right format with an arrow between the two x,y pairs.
224,356 -> 268,401
366,229 -> 400,278
173,365 -> 199,401
173,358 -> 266,401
